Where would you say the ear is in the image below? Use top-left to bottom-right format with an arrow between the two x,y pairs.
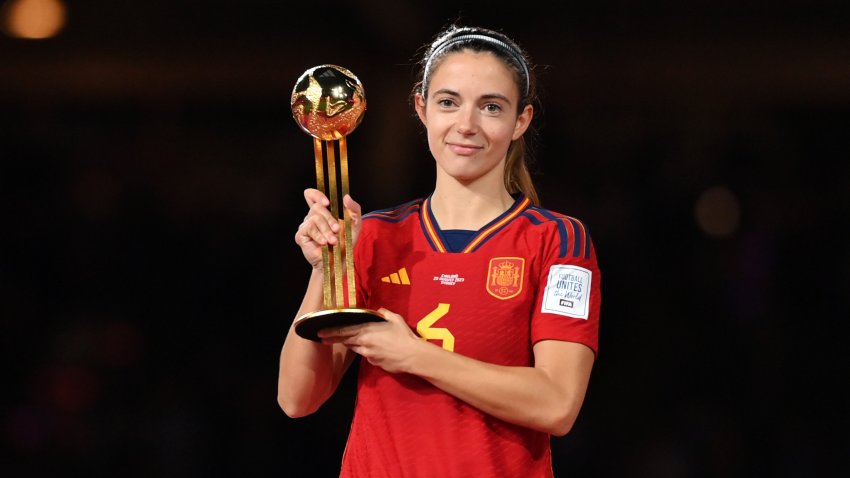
511,104 -> 534,141
414,93 -> 427,125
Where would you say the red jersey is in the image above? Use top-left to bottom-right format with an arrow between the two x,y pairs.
341,194 -> 601,478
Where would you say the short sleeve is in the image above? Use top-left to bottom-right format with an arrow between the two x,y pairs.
530,217 -> 601,356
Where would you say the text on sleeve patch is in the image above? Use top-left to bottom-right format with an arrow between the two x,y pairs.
541,264 -> 592,319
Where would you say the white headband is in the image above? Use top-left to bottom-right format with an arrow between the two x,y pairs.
422,33 -> 530,97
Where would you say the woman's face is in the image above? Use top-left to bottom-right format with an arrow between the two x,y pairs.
415,50 -> 532,187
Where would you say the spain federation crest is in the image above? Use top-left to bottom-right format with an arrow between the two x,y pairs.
486,257 -> 525,300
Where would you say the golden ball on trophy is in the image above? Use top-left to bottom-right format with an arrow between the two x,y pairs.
291,65 -> 367,141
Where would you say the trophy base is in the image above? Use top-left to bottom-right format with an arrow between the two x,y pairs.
294,308 -> 385,342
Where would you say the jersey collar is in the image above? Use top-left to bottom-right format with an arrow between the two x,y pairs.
420,194 -> 531,253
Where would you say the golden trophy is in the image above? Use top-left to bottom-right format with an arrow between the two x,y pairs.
290,64 -> 384,341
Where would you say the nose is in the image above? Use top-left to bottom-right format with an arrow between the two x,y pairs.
456,105 -> 479,135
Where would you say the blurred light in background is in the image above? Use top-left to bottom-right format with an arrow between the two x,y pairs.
1,0 -> 67,39
695,185 -> 741,238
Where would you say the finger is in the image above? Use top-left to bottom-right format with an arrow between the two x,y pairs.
376,308 -> 401,321
316,325 -> 353,338
321,334 -> 360,347
309,200 -> 341,232
295,223 -> 311,245
340,196 -> 364,247
376,310 -> 413,334
296,221 -> 324,246
320,320 -> 378,341
306,209 -> 341,245
319,336 -> 346,345
343,194 -> 362,217
301,188 -> 338,242
304,188 -> 330,208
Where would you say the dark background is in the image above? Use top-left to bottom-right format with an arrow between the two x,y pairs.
3,1 -> 849,476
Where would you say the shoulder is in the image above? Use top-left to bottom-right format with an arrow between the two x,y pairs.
362,198 -> 424,223
519,205 -> 595,260
359,198 -> 424,240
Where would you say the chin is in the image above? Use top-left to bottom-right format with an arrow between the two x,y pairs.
451,173 -> 486,186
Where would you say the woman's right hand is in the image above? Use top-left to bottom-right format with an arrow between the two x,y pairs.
294,188 -> 363,270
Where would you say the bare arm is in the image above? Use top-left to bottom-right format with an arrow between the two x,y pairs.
277,270 -> 355,417
277,190 -> 362,418
320,310 -> 595,436
409,337 -> 593,436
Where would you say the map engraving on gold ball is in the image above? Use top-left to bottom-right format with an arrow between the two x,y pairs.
290,65 -> 366,141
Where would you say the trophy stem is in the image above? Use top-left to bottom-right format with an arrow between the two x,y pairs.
325,141 -> 345,306
314,138 -> 334,308
339,137 -> 357,307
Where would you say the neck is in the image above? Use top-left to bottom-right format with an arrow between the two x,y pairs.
430,179 -> 515,230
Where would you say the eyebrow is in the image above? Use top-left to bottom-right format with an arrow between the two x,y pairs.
431,88 -> 514,106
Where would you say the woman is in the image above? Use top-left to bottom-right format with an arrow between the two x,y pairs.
279,25 -> 601,477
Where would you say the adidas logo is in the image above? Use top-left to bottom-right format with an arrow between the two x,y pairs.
381,267 -> 410,285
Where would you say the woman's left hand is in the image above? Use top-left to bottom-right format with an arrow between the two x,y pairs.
317,308 -> 422,374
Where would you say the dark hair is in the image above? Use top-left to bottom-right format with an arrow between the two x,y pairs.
413,25 -> 541,205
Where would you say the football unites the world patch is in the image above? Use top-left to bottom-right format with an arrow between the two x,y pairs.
486,257 -> 525,300
542,264 -> 592,319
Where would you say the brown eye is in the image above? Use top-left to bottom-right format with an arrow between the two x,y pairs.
483,103 -> 502,113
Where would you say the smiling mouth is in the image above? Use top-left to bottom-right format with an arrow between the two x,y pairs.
447,143 -> 482,155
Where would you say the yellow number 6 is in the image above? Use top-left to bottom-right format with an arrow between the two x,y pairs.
416,303 -> 455,352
